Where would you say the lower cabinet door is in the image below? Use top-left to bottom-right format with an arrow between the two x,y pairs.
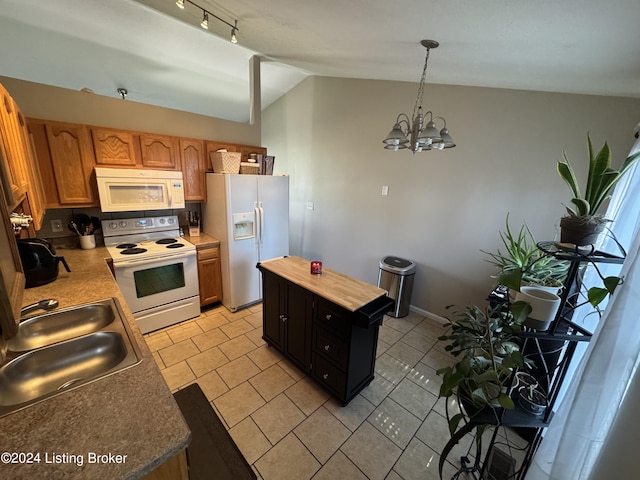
285,282 -> 313,370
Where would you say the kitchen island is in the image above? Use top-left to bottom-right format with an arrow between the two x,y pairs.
0,246 -> 190,480
257,256 -> 394,405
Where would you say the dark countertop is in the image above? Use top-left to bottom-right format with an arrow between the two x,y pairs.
0,246 -> 190,480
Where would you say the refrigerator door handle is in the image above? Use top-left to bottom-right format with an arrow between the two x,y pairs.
258,202 -> 264,245
253,202 -> 260,244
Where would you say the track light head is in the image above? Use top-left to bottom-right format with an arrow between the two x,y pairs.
200,11 -> 209,29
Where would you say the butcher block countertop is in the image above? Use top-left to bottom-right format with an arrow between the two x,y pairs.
258,256 -> 387,312
0,246 -> 190,480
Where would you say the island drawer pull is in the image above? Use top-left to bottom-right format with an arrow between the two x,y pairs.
324,345 -> 330,351
322,373 -> 329,380
325,314 -> 332,320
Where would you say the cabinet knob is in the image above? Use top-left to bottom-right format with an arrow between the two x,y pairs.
324,345 -> 330,351
322,373 -> 329,380
325,314 -> 332,320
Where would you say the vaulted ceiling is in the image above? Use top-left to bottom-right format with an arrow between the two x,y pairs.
1,0 -> 638,123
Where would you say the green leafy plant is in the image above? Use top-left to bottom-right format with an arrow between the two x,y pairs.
482,214 -> 568,291
437,303 -> 534,436
557,135 -> 640,223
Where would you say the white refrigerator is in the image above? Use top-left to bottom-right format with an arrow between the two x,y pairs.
202,173 -> 289,311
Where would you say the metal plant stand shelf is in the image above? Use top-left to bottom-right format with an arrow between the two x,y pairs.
440,241 -> 625,480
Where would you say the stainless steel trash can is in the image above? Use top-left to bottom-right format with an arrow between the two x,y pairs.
377,256 -> 416,318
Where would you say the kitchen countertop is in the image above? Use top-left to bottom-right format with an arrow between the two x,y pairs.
0,246 -> 190,480
258,255 -> 387,312
183,232 -> 219,249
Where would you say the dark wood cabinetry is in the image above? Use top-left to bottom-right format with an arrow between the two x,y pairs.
262,269 -> 313,371
258,256 -> 394,404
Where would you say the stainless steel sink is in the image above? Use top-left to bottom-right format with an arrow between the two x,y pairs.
7,302 -> 116,352
0,298 -> 142,418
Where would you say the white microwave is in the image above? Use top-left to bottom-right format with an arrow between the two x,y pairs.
95,167 -> 185,212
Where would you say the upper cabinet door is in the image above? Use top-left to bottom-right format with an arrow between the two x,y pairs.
16,110 -> 46,230
140,134 -> 178,170
0,86 -> 28,206
92,128 -> 139,167
180,138 -> 206,201
44,122 -> 97,205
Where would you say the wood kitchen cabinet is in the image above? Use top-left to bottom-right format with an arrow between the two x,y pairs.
197,245 -> 222,306
140,133 -> 178,170
141,450 -> 188,480
180,138 -> 206,201
30,119 -> 98,207
91,127 -> 139,167
0,85 -> 46,229
0,85 -> 29,208
258,256 -> 394,404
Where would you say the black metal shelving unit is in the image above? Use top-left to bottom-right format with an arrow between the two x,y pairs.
441,241 -> 625,480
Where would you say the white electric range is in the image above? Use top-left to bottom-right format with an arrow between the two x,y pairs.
102,215 -> 200,333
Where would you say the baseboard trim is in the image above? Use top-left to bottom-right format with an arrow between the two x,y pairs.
409,305 -> 448,325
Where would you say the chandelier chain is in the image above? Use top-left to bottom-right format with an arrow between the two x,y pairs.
411,47 -> 431,121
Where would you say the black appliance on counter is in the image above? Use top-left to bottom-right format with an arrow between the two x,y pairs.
17,238 -> 70,288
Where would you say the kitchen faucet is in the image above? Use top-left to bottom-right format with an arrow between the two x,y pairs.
20,299 -> 59,318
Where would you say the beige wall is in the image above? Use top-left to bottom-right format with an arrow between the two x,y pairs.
263,76 -> 640,317
0,76 -> 261,145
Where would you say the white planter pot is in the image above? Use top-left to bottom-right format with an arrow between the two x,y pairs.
514,286 -> 561,331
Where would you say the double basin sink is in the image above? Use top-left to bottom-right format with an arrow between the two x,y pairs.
0,298 -> 142,418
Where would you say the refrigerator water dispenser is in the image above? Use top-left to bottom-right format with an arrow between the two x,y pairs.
232,213 -> 255,240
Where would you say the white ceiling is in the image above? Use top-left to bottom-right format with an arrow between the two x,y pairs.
1,0 -> 639,123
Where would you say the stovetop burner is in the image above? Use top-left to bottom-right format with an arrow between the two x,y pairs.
166,243 -> 185,249
156,238 -> 178,245
116,243 -> 138,249
120,247 -> 148,255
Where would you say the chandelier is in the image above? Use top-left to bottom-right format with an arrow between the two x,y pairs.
383,40 -> 455,153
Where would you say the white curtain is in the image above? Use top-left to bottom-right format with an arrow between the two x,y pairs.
526,133 -> 640,480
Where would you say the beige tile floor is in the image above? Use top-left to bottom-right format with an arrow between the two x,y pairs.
144,303 -> 507,480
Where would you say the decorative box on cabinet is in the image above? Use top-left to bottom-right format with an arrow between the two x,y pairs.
258,256 -> 394,405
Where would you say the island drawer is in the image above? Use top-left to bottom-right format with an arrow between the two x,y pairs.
314,298 -> 351,338
313,326 -> 348,369
312,353 -> 346,398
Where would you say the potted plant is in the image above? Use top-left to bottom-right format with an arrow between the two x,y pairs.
482,214 -> 568,293
517,385 -> 547,416
436,303 -> 535,478
557,135 -> 640,246
437,303 -> 533,431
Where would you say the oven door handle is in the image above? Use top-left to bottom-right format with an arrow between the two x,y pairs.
113,250 -> 195,266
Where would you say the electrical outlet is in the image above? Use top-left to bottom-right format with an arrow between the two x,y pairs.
306,201 -> 315,210
381,185 -> 389,196
51,219 -> 63,233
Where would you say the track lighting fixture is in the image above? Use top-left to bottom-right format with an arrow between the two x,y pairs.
231,20 -> 238,44
383,40 -> 455,153
175,0 -> 240,43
